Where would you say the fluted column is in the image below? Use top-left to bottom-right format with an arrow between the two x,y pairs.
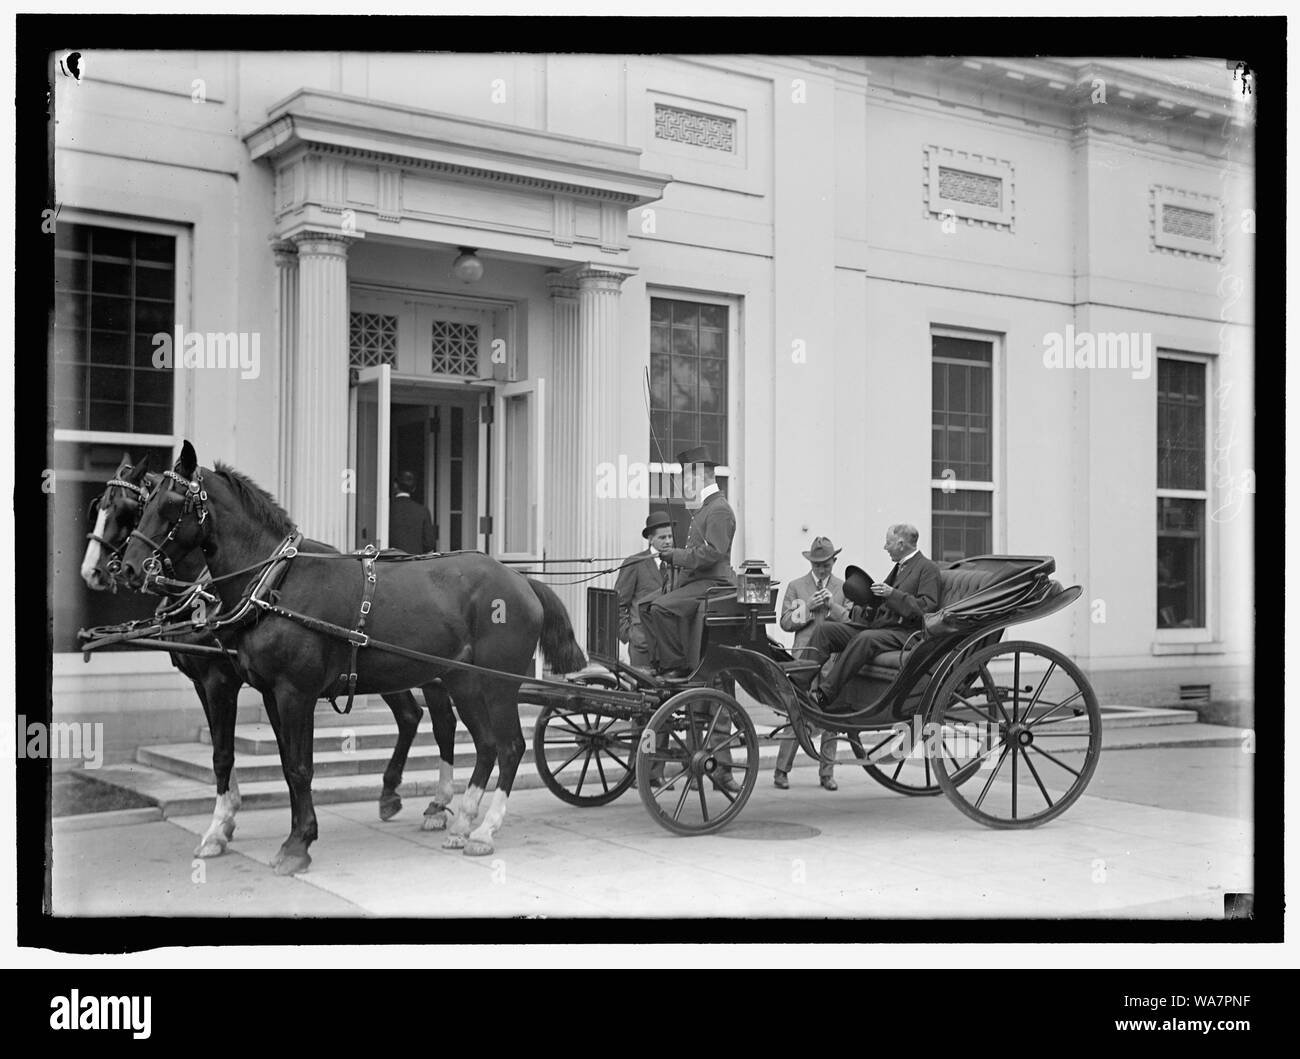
289,231 -> 354,549
546,271 -> 583,629
575,268 -> 627,640
271,239 -> 298,505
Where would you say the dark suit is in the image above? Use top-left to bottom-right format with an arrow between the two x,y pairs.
389,495 -> 436,555
639,489 -> 736,671
615,548 -> 671,669
813,551 -> 941,701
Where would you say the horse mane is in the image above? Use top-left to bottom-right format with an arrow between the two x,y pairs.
212,462 -> 297,537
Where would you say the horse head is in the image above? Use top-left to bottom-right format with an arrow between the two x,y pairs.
119,440 -> 212,592
81,452 -> 155,592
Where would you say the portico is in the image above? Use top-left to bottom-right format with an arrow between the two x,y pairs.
245,89 -> 671,630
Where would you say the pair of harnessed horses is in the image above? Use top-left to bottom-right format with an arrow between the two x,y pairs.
82,441 -> 586,874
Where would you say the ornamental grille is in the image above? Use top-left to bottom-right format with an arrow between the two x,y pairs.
937,167 -> 1002,209
1162,205 -> 1215,242
349,312 -> 398,369
430,319 -> 480,376
654,104 -> 736,153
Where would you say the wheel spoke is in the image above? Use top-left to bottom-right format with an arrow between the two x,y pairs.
601,747 -> 633,772
554,713 -> 588,736
1011,743 -> 1018,818
593,751 -> 610,793
574,749 -> 593,794
667,724 -> 693,757
1020,745 -> 1054,809
701,704 -> 724,747
552,744 -> 586,775
1024,743 -> 1082,779
671,774 -> 693,820
947,690 -> 1001,727
651,764 -> 693,799
1012,651 -> 1021,725
979,666 -> 1013,726
891,755 -> 906,781
973,745 -> 1010,810
697,782 -> 710,821
1022,660 -> 1057,716
1025,689 -> 1084,731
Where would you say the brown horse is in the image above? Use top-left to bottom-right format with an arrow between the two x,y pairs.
80,455 -> 462,855
119,441 -> 585,874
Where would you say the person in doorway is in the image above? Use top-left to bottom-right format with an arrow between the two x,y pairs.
389,470 -> 436,554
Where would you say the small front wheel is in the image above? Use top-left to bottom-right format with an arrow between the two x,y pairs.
636,687 -> 758,836
531,698 -> 638,807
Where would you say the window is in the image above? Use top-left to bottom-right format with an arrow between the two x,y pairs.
931,332 -> 995,561
648,296 -> 730,544
1156,356 -> 1207,629
51,218 -> 183,653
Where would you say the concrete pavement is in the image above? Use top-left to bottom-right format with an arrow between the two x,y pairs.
51,743 -> 1253,920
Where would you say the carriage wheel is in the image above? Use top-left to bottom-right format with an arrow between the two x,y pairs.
636,687 -> 758,836
930,640 -> 1101,828
850,728 -> 943,796
531,694 -> 638,808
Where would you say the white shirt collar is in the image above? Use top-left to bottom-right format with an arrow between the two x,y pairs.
698,482 -> 720,503
896,548 -> 918,565
395,492 -> 411,499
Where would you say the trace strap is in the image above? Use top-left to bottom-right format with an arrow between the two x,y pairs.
331,545 -> 379,715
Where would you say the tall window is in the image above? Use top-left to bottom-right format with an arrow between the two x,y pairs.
931,331 -> 995,561
648,297 -> 729,544
1156,356 -> 1207,628
51,219 -> 180,652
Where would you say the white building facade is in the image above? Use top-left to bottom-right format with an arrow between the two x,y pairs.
50,53 -> 1255,759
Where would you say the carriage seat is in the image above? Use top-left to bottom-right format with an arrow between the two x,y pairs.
852,565 -> 1000,678
681,585 -> 775,672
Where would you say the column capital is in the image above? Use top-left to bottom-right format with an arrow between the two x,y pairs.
574,267 -> 629,294
289,229 -> 362,258
546,270 -> 579,299
270,237 -> 299,268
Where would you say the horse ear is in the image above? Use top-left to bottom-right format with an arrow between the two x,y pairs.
177,440 -> 197,478
118,451 -> 133,475
129,454 -> 151,482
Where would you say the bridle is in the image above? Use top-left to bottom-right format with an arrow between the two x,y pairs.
86,476 -> 153,580
127,467 -> 211,587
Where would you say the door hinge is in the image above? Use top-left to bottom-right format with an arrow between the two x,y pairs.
480,403 -> 494,425
479,516 -> 493,535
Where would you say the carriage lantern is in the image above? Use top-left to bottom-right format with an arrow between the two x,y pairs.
737,559 -> 771,605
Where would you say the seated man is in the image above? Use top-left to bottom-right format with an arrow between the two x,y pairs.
811,523 -> 940,709
615,511 -> 676,671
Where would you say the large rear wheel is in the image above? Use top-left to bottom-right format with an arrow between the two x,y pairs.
635,687 -> 758,836
930,640 -> 1102,828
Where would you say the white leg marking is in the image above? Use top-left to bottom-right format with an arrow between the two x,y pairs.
467,789 -> 509,848
195,773 -> 241,857
80,510 -> 108,586
443,783 -> 484,849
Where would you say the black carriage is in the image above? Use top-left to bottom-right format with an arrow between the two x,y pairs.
528,555 -> 1102,835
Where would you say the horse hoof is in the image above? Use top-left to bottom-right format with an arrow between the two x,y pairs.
463,839 -> 494,857
421,811 -> 448,832
273,851 -> 311,876
219,820 -> 236,842
442,834 -> 466,850
379,796 -> 402,822
194,836 -> 227,858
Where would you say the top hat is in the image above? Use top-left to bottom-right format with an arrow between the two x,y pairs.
842,565 -> 876,605
642,510 -> 673,539
802,536 -> 842,563
676,446 -> 719,468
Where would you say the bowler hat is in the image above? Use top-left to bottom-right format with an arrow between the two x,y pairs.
676,446 -> 718,468
642,510 -> 673,539
802,536 -> 842,562
842,565 -> 876,605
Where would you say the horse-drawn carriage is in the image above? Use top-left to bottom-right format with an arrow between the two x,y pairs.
79,444 -> 1101,874
529,554 -> 1102,834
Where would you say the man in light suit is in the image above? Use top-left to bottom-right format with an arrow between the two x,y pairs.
616,511 -> 675,671
811,523 -> 941,709
774,536 -> 846,790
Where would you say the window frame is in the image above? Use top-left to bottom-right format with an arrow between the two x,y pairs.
929,325 -> 1002,559
645,287 -> 742,555
1155,349 -> 1214,643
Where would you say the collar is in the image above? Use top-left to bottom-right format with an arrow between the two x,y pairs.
896,548 -> 918,565
395,492 -> 411,499
698,482 -> 720,503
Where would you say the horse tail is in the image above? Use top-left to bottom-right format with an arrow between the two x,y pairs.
526,579 -> 587,674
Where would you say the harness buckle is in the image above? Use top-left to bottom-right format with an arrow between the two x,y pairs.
355,633 -> 370,648
283,545 -> 299,559
359,600 -> 371,615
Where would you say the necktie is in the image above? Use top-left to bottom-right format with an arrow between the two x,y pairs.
885,563 -> 900,586
660,559 -> 671,593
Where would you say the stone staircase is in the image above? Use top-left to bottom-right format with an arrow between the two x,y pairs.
82,695 -> 1202,819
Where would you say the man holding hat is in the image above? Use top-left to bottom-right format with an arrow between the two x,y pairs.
616,511 -> 676,671
774,536 -> 847,790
